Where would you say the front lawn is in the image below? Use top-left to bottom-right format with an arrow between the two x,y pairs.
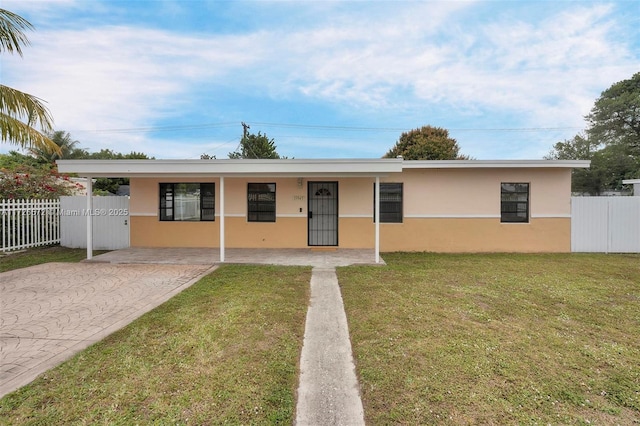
0,245 -> 106,272
339,253 -> 640,425
0,265 -> 310,424
3,252 -> 638,424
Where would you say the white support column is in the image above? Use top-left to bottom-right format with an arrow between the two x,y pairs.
374,176 -> 380,264
86,176 -> 93,260
220,176 -> 225,262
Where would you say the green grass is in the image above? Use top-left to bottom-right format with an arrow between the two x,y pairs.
3,252 -> 639,424
339,253 -> 640,425
0,264 -> 310,425
0,245 -> 106,272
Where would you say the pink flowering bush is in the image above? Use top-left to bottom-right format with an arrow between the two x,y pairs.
0,165 -> 75,199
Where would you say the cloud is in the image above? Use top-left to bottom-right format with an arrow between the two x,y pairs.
1,1 -> 638,160
2,24 -> 265,154
285,2 -> 633,126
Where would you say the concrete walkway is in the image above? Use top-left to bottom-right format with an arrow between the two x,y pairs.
295,267 -> 365,425
0,262 -> 214,398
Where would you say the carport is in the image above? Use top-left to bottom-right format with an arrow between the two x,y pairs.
57,159 -> 403,264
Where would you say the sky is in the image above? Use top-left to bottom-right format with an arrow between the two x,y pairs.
1,0 -> 639,160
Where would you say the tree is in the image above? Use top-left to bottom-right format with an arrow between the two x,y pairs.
0,8 -> 58,154
30,130 -> 85,163
81,149 -> 153,194
84,149 -> 152,160
545,134 -> 605,195
586,72 -> 640,154
228,131 -> 282,159
383,125 -> 469,160
547,72 -> 640,194
546,133 -> 640,195
593,144 -> 639,191
0,150 -> 41,169
1,139 -> 155,196
545,133 -> 601,162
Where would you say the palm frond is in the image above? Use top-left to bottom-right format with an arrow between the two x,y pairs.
0,84 -> 53,129
0,112 -> 59,153
0,8 -> 33,56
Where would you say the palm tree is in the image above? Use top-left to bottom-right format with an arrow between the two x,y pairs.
0,8 -> 59,154
30,130 -> 85,163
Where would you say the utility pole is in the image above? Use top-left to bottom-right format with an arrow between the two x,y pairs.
241,122 -> 250,140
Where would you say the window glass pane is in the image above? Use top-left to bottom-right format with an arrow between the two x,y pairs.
160,183 -> 215,221
200,183 -> 215,221
160,183 -> 173,221
501,183 -> 529,223
374,183 -> 403,223
248,183 -> 276,222
173,183 -> 200,221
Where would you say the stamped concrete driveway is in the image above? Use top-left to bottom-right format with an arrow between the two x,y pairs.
0,262 -> 213,398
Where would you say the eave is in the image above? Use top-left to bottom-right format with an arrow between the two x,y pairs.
56,158 -> 404,178
401,160 -> 591,169
56,158 -> 591,178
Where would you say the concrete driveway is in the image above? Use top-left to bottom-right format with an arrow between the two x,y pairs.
0,262 -> 214,398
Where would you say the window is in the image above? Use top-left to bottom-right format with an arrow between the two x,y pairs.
248,183 -> 276,222
159,183 -> 215,221
374,183 -> 403,223
501,183 -> 529,223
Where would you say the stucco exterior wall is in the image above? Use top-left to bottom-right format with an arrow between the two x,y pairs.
129,167 -> 573,252
380,218 -> 570,252
385,167 -> 571,217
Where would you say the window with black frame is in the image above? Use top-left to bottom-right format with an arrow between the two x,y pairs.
501,183 -> 529,223
159,183 -> 215,221
374,183 -> 403,223
248,183 -> 276,222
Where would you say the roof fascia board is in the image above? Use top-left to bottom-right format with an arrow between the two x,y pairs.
56,159 -> 404,177
401,160 -> 591,169
56,158 -> 591,178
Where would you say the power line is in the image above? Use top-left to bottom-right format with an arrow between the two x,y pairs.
251,122 -> 583,133
450,127 -> 582,133
71,120 -> 583,135
74,122 -> 238,134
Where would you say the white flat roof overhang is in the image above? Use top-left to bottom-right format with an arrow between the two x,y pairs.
56,158 -> 590,178
56,158 -> 404,178
401,160 -> 591,169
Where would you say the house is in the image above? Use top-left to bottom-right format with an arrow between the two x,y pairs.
56,158 -> 590,262
622,179 -> 640,196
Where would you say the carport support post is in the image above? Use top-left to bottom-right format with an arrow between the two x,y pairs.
375,176 -> 380,264
86,176 -> 93,260
220,176 -> 225,262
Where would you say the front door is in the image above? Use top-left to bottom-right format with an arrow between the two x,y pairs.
308,181 -> 338,246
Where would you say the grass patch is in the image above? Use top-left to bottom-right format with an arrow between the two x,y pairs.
339,253 -> 640,425
0,245 -> 106,272
0,264 -> 310,424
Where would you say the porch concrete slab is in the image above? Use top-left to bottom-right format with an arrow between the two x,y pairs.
0,262 -> 214,398
89,247 -> 385,267
295,267 -> 365,425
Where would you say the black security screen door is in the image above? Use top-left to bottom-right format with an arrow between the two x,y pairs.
308,181 -> 338,246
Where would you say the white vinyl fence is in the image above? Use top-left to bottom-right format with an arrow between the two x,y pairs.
60,196 -> 130,250
1,199 -> 60,252
571,196 -> 640,253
